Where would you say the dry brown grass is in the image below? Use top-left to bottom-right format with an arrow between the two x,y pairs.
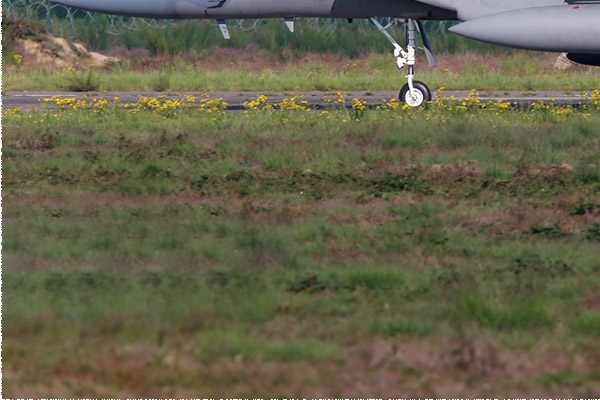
5,330 -> 600,397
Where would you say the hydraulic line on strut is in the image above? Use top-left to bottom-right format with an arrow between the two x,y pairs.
369,17 -> 418,99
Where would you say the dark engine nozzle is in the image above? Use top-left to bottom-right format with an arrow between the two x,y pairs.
567,53 -> 600,67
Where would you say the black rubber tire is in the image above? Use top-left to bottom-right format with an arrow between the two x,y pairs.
399,81 -> 432,107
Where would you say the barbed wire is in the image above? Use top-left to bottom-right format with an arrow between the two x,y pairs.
4,0 -> 181,33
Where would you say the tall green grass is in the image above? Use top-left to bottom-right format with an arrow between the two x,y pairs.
4,52 -> 600,91
25,15 -> 493,56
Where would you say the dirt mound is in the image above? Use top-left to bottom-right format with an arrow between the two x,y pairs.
17,35 -> 120,68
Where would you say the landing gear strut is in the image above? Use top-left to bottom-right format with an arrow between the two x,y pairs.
370,18 -> 435,107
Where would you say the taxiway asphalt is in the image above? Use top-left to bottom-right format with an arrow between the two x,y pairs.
2,90 -> 592,111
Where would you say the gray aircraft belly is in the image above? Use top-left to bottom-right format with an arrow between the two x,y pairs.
51,0 -> 457,19
416,0 -> 565,20
53,0 -> 175,18
48,0 -> 309,18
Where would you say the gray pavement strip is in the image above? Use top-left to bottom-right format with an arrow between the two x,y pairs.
2,90 -> 593,111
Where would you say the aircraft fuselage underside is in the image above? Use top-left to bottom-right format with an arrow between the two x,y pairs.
50,0 -> 458,20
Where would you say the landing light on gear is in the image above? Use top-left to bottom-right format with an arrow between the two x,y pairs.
370,17 -> 435,107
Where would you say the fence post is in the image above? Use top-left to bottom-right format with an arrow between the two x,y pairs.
47,1 -> 53,33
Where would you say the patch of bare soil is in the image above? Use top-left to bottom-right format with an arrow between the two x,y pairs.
14,34 -> 120,68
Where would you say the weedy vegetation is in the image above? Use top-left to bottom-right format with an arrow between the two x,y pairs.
3,89 -> 600,396
4,51 -> 600,92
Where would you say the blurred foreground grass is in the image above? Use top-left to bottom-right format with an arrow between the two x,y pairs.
3,95 -> 600,396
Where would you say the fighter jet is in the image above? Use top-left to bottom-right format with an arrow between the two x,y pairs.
50,0 -> 600,106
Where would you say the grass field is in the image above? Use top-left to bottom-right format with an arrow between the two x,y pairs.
3,90 -> 600,396
4,51 -> 600,92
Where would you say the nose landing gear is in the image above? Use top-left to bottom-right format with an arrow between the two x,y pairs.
370,17 -> 435,107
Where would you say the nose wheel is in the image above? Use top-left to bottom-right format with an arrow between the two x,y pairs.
370,18 -> 436,108
400,81 -> 432,107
